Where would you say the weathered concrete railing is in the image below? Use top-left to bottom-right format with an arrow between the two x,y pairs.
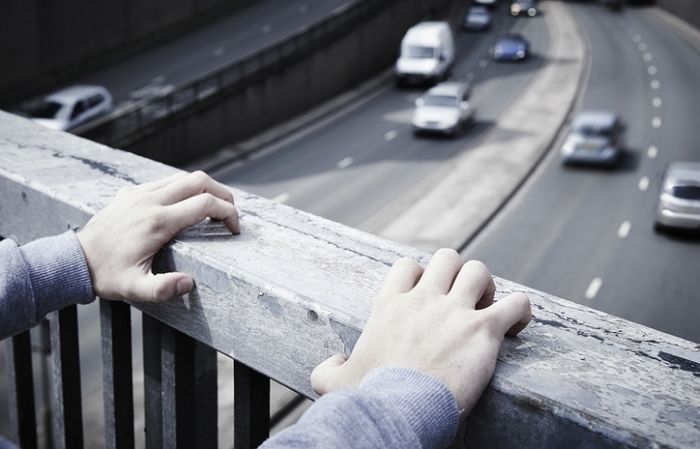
1,111 -> 699,448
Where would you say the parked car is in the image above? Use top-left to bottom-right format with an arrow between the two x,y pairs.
474,0 -> 498,10
654,162 -> 700,232
511,0 -> 538,17
492,33 -> 529,61
19,85 -> 113,131
395,22 -> 455,86
560,111 -> 623,167
463,6 -> 492,31
412,81 -> 474,137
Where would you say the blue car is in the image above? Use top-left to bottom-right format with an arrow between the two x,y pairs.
492,33 -> 530,62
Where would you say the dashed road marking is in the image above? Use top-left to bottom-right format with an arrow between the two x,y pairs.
585,278 -> 603,299
272,192 -> 290,203
618,221 -> 631,238
648,65 -> 657,75
152,75 -> 165,84
298,4 -> 308,13
633,34 -> 642,43
337,157 -> 354,169
212,47 -> 225,57
384,129 -> 398,141
638,176 -> 650,191
479,59 -> 488,68
651,79 -> 660,90
652,97 -> 662,108
638,42 -> 647,52
648,145 -> 658,159
652,117 -> 662,128
643,52 -> 653,62
261,24 -> 272,33
467,72 -> 475,81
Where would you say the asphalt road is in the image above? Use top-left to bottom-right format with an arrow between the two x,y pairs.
75,0 -> 350,106
465,3 -> 700,344
215,4 -> 550,230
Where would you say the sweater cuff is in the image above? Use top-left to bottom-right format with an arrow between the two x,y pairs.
20,231 -> 95,319
359,367 -> 460,449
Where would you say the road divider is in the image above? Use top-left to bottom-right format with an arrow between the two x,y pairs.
369,0 -> 588,252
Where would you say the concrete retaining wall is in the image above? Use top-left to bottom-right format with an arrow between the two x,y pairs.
119,0 -> 450,167
0,0 -> 248,103
656,0 -> 700,30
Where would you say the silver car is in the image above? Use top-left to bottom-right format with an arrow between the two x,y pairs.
560,111 -> 623,166
412,82 -> 474,137
654,162 -> 700,232
20,85 -> 113,131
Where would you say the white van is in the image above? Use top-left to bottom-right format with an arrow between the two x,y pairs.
395,21 -> 455,86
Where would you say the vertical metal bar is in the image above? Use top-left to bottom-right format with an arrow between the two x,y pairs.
4,330 -> 38,449
234,361 -> 270,449
101,300 -> 135,449
143,316 -> 218,449
48,305 -> 84,449
142,314 -> 163,449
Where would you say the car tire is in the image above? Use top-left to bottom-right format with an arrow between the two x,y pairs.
653,222 -> 664,233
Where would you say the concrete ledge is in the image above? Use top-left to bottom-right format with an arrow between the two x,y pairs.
374,0 -> 587,252
1,112 -> 698,448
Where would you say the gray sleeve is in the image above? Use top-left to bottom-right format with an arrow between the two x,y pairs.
260,367 -> 460,449
0,231 -> 95,339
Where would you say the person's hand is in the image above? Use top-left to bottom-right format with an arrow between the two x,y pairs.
77,171 -> 240,302
310,248 -> 531,413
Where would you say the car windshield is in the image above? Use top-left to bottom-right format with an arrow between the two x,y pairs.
573,125 -> 612,138
667,184 -> 700,200
21,100 -> 64,119
423,95 -> 458,107
405,46 -> 437,59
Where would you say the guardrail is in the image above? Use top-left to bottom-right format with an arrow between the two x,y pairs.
2,112 -> 699,449
72,0 -> 394,146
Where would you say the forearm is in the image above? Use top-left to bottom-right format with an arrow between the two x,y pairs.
0,232 -> 94,339
261,367 -> 459,449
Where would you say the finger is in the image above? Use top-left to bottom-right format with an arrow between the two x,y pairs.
448,260 -> 495,310
483,292 -> 531,337
156,170 -> 235,206
165,193 -> 240,234
310,354 -> 348,395
379,257 -> 424,295
137,172 -> 189,192
131,272 -> 194,302
415,248 -> 463,295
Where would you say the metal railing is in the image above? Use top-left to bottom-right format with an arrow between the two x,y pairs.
72,0 -> 393,146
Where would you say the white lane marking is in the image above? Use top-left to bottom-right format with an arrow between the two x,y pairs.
648,145 -> 658,159
638,42 -> 647,52
638,176 -> 650,191
384,129 -> 398,141
652,97 -> 662,108
337,157 -> 354,169
479,59 -> 488,68
585,278 -> 603,299
651,79 -> 660,90
467,72 -> 475,81
212,47 -> 225,57
633,34 -> 642,43
652,117 -> 662,128
618,221 -> 631,238
643,52 -> 653,62
648,65 -> 657,75
261,24 -> 272,33
272,192 -> 290,203
298,4 -> 308,13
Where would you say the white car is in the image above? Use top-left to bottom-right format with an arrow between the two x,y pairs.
395,22 -> 455,86
412,82 -> 474,137
20,85 -> 113,131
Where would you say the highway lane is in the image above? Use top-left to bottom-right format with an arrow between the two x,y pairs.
465,3 -> 700,343
215,4 -> 551,230
71,0 -> 349,105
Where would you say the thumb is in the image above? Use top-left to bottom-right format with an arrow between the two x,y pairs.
133,272 -> 194,302
310,353 -> 348,395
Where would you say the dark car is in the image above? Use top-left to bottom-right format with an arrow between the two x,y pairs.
511,0 -> 538,17
492,33 -> 529,61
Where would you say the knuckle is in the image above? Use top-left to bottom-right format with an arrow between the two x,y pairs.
464,259 -> 491,279
189,170 -> 209,188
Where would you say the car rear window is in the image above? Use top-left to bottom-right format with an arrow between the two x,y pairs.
405,46 -> 436,59
670,185 -> 700,200
423,95 -> 458,107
